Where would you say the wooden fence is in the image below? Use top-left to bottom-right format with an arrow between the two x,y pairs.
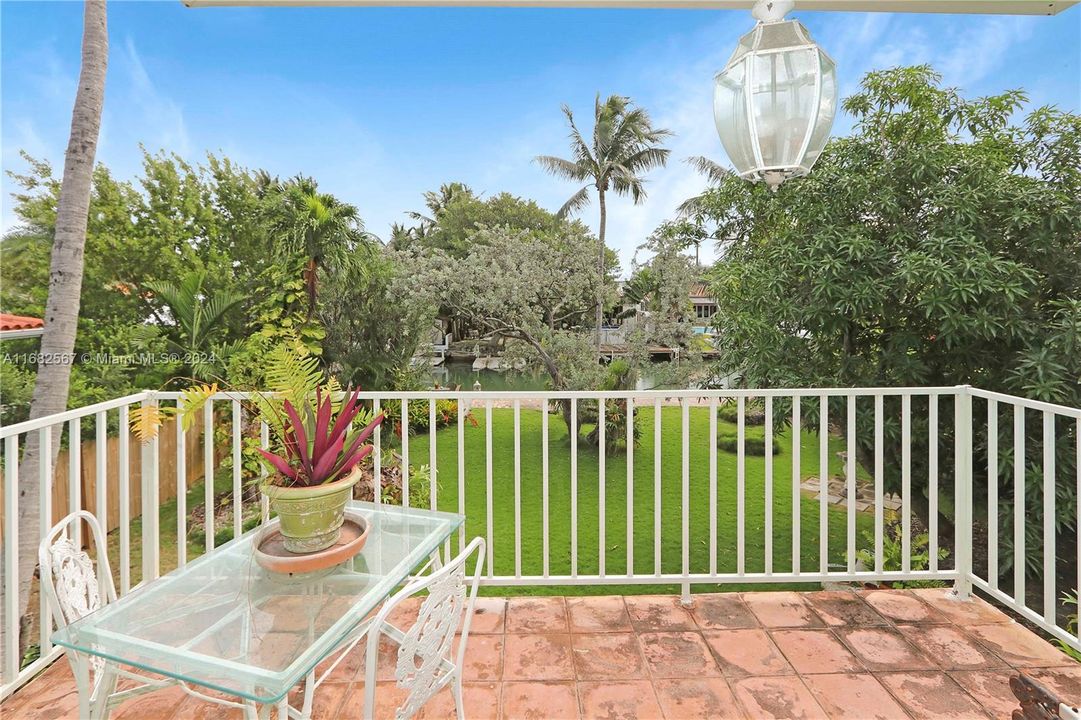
0,414 -> 208,537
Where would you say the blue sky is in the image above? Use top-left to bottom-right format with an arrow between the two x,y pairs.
2,1 -> 1078,269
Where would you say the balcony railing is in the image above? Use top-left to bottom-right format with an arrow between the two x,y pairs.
2,385 -> 1079,699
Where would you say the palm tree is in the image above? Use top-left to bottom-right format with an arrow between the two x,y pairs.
535,95 -> 672,352
676,155 -> 731,218
14,0 -> 108,655
271,175 -> 372,318
407,182 -> 474,231
146,270 -> 246,379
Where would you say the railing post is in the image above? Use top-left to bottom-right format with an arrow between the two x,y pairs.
141,393 -> 160,583
952,386 -> 973,599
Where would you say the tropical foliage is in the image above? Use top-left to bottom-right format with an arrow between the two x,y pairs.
696,65 -> 1081,582
536,94 -> 672,352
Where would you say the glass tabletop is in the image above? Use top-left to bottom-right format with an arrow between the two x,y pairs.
52,501 -> 463,704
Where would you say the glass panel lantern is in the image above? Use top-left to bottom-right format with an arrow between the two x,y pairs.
713,16 -> 837,191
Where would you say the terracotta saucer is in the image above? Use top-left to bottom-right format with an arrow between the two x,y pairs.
254,511 -> 370,575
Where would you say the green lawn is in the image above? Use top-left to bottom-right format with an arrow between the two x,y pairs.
409,405 -> 874,595
105,404 -> 874,597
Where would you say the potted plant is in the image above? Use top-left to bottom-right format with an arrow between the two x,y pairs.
258,387 -> 382,552
130,342 -> 384,554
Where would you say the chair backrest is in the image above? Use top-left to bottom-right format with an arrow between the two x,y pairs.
38,511 -> 117,631
363,537 -> 485,720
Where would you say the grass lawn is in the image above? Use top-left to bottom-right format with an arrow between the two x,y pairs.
100,405 -> 874,597
409,404 -> 874,596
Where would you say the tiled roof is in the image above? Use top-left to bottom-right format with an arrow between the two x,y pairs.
0,313 -> 44,331
689,282 -> 713,299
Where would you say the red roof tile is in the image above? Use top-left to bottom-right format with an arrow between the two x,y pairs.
0,313 -> 44,331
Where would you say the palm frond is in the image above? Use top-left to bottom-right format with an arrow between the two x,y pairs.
534,155 -> 590,182
685,155 -> 731,184
557,185 -> 593,218
202,289 -> 246,333
610,169 -> 647,204
129,405 -> 176,444
620,146 -> 672,174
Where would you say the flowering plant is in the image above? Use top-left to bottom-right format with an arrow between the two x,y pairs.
257,387 -> 382,488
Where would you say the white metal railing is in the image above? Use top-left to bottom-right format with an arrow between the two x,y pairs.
2,385 -> 1079,699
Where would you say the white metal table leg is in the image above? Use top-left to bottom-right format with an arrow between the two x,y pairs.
299,671 -> 315,719
91,663 -> 118,720
73,654 -> 93,720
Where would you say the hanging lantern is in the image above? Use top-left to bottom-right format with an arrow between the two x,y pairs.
713,0 -> 837,191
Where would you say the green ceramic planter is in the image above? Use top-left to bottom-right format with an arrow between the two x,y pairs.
262,466 -> 362,553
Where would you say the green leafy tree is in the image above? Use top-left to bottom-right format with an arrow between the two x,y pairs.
535,95 -> 672,352
393,185 -> 581,258
320,248 -> 435,390
699,66 -> 1080,582
269,175 -> 373,317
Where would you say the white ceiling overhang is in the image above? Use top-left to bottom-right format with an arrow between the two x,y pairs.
183,0 -> 1077,14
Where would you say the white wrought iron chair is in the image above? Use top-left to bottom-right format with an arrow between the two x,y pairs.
39,511 -> 257,720
359,537 -> 486,720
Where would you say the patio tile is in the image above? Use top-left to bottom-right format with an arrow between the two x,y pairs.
729,676 -> 825,719
908,588 -> 1011,626
652,678 -> 744,719
112,685 -> 187,720
315,643 -> 367,683
876,672 -> 988,719
624,595 -> 697,631
282,680 -> 348,720
338,680 -> 410,718
462,634 -> 504,681
470,597 -> 509,634
387,596 -> 424,630
638,632 -> 722,679
966,622 -> 1078,668
703,629 -> 794,678
1028,665 -> 1081,702
769,629 -> 864,674
503,633 -> 575,681
167,695 -> 246,719
416,681 -> 501,720
251,631 -> 306,670
803,591 -> 887,627
506,597 -> 569,633
577,680 -> 664,720
835,627 -> 934,671
501,681 -> 579,720
895,624 -> 1006,670
801,673 -> 909,720
740,592 -> 823,628
688,593 -> 759,630
571,632 -> 647,680
860,589 -> 946,625
352,635 -> 402,682
950,669 -> 1028,718
567,595 -> 632,633
3,663 -> 79,720
257,595 -> 313,632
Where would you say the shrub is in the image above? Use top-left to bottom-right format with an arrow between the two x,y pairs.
381,398 -> 460,435
717,400 -> 766,426
716,426 -> 779,456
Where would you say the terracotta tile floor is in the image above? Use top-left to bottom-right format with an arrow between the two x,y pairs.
4,589 -> 1079,719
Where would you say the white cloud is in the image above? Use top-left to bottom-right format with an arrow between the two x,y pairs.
122,37 -> 191,158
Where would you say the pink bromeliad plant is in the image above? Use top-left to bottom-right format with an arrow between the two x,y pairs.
258,387 -> 383,488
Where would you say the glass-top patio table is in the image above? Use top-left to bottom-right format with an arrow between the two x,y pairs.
52,501 -> 463,718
